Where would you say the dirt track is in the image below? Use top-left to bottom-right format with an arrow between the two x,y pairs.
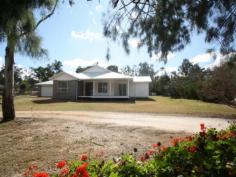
16,111 -> 231,132
0,111 -> 232,177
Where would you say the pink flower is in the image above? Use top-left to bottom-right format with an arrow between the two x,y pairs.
146,149 -> 155,156
60,167 -> 69,176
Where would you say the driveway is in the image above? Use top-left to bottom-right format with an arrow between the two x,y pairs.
16,111 -> 231,133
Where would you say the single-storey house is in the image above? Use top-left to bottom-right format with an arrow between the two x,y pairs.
36,65 -> 151,100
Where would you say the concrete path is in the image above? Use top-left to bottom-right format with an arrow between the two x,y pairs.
16,111 -> 231,133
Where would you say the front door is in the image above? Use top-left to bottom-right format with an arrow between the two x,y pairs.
85,82 -> 93,96
77,81 -> 84,96
118,84 -> 127,96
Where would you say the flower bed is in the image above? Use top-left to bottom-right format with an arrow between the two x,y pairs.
24,123 -> 236,177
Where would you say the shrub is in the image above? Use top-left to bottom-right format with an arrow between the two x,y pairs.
24,124 -> 236,177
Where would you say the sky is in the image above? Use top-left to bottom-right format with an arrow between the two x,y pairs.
0,1 -> 230,75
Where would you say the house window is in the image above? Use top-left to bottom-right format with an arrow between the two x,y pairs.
57,81 -> 69,92
119,84 -> 127,96
98,82 -> 107,93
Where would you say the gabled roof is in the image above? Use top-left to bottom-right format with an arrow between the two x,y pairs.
50,65 -> 151,81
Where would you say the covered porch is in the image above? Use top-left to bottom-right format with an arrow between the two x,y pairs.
77,79 -> 131,99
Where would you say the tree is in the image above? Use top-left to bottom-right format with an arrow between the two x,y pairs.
75,66 -> 91,73
32,60 -> 63,81
0,0 -> 61,122
138,62 -> 156,92
121,65 -> 138,76
138,62 -> 155,77
105,1 -> 236,62
0,65 -> 24,91
200,54 -> 236,103
51,60 -> 63,74
107,65 -> 118,72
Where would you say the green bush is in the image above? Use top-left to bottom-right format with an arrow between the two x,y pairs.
24,124 -> 236,177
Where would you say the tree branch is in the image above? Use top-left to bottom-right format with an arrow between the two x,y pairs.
19,0 -> 59,37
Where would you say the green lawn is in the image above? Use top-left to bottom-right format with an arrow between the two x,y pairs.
6,96 -> 236,118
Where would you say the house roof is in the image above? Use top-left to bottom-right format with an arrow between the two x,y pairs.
133,76 -> 152,83
50,65 -> 151,82
36,80 -> 53,85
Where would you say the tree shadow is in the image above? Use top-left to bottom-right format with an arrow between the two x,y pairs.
33,98 -> 136,104
32,99 -> 69,104
134,97 -> 156,102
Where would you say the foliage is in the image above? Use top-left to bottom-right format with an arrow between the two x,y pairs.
105,0 -> 236,62
31,60 -> 63,81
76,66 -> 91,73
107,65 -> 118,72
23,124 -> 236,177
154,56 -> 236,104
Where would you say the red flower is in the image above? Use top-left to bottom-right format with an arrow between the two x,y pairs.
80,154 -> 88,161
152,142 -> 161,148
200,123 -> 206,132
71,173 -> 78,177
140,156 -> 146,162
146,149 -> 155,156
171,138 -> 180,147
33,172 -> 49,177
160,146 -> 168,152
76,163 -> 89,177
60,167 -> 69,176
56,160 -> 67,169
187,146 -> 197,153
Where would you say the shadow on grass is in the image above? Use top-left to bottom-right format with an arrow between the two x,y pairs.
135,97 -> 156,102
33,99 -> 69,104
32,97 -> 156,104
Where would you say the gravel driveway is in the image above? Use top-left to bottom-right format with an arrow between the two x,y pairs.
17,111 -> 231,133
0,111 -> 233,176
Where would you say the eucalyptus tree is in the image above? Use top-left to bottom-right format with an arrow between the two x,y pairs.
105,0 -> 236,62
0,0 -> 64,122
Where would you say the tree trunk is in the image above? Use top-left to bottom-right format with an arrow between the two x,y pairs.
1,39 -> 15,122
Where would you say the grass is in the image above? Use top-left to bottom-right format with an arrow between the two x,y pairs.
5,95 -> 236,118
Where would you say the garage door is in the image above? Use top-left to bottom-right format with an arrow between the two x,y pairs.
135,83 -> 149,98
41,86 -> 53,97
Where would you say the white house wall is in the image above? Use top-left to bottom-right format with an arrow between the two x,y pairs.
134,82 -> 149,98
129,81 -> 135,97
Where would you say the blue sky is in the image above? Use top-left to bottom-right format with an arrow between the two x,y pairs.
0,1 -> 228,75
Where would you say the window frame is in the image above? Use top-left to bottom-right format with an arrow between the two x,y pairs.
98,82 -> 108,93
57,81 -> 69,93
118,83 -> 127,96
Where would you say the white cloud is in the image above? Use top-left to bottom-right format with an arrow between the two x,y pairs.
128,38 -> 141,48
203,52 -> 227,69
151,52 -> 175,61
190,52 -> 236,69
190,53 -> 212,64
71,29 -> 103,41
95,4 -> 103,12
63,58 -> 109,72
156,66 -> 178,76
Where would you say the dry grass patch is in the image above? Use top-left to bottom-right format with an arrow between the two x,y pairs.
11,96 -> 236,118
